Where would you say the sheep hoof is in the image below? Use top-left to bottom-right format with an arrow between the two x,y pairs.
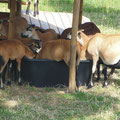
18,82 -> 22,86
0,86 -> 5,89
87,84 -> 93,89
102,81 -> 108,88
34,12 -> 36,17
37,11 -> 39,15
7,81 -> 11,86
102,84 -> 107,88
96,78 -> 100,82
26,11 -> 29,15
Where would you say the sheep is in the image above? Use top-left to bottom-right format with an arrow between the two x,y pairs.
18,38 -> 42,54
0,35 -> 41,54
25,25 -> 45,33
0,37 -> 41,85
67,29 -> 90,46
0,16 -> 28,38
36,39 -> 82,67
67,30 -> 115,83
36,30 -> 90,66
22,26 -> 58,47
60,22 -> 101,39
0,40 -> 35,89
26,0 -> 39,16
79,33 -> 120,88
25,25 -> 60,38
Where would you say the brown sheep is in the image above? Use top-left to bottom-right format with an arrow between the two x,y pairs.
36,30 -> 90,66
18,38 -> 42,54
67,30 -> 90,46
25,25 -> 60,38
60,22 -> 100,39
0,16 -> 28,38
0,40 -> 35,89
22,26 -> 58,47
36,39 -> 82,67
0,36 -> 41,54
0,37 -> 41,85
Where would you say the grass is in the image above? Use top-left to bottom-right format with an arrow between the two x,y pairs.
0,0 -> 120,120
0,81 -> 120,120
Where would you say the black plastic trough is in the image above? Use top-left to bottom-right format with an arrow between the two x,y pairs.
21,57 -> 92,87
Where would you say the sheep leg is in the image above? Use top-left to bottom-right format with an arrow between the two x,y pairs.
76,66 -> 80,88
16,59 -> 22,86
88,55 -> 99,89
0,65 -> 7,89
26,0 -> 31,15
2,65 -> 7,84
96,63 -> 100,81
102,67 -> 115,87
36,0 -> 39,15
0,56 -> 7,89
0,73 -> 4,89
34,0 -> 37,16
108,68 -> 115,78
7,61 -> 13,86
12,60 -> 18,82
34,0 -> 39,16
88,73 -> 95,89
102,66 -> 108,87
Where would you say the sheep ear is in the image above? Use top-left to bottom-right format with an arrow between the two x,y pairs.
78,39 -> 84,46
81,29 -> 84,32
66,32 -> 72,39
78,29 -> 84,32
77,31 -> 84,46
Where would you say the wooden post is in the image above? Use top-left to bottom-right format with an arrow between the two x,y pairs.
79,0 -> 83,25
69,0 -> 80,92
16,0 -> 22,16
8,0 -> 16,39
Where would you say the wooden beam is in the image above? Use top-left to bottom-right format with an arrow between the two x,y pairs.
69,0 -> 80,92
8,0 -> 16,39
16,0 -> 22,16
0,0 -> 8,3
79,0 -> 83,25
0,0 -> 27,5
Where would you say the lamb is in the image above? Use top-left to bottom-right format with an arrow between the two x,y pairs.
0,40 -> 35,89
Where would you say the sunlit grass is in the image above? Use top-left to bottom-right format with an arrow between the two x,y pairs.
1,0 -> 120,34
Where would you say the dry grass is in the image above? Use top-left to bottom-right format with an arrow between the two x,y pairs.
0,73 -> 120,120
